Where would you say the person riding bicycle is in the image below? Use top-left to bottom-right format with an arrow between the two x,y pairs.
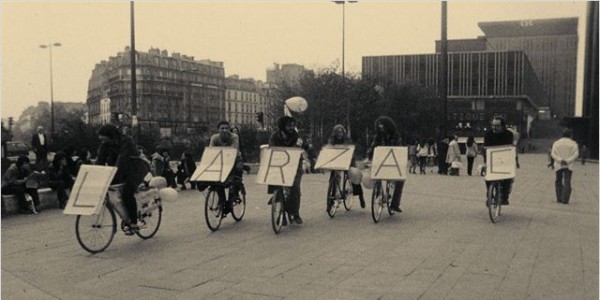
208,121 -> 244,217
268,116 -> 304,225
367,116 -> 404,212
366,116 -> 405,213
327,124 -> 366,209
483,116 -> 514,205
96,124 -> 149,235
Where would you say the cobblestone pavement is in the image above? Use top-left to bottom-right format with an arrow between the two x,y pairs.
2,154 -> 598,299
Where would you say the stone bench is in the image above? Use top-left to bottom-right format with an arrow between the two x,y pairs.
1,187 -> 59,216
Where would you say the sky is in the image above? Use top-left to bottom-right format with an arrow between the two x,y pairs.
1,1 -> 589,121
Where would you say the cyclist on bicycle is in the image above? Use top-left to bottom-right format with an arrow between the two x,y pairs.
96,124 -> 148,235
327,124 -> 366,208
483,116 -> 514,205
367,116 -> 405,213
268,116 -> 304,225
208,121 -> 244,217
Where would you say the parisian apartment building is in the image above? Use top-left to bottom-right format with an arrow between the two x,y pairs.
87,47 -> 226,137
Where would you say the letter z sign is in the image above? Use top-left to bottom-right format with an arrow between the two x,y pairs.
371,147 -> 407,181
315,145 -> 355,171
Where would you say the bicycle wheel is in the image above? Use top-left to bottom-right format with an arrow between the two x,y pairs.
231,188 -> 246,222
136,200 -> 163,239
326,174 -> 338,218
271,189 -> 285,234
205,189 -> 223,231
487,183 -> 501,223
386,181 -> 396,216
75,204 -> 117,254
342,173 -> 353,211
371,181 -> 384,223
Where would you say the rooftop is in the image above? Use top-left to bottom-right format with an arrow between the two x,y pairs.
479,17 -> 578,38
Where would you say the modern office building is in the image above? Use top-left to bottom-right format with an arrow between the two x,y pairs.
363,17 -> 579,136
87,47 -> 226,137
479,18 -> 578,118
363,50 -> 543,137
434,18 -> 578,118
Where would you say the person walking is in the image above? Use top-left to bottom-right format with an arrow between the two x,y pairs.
465,136 -> 478,176
426,138 -> 438,173
408,140 -> 418,174
31,126 -> 49,167
446,134 -> 462,176
437,137 -> 449,175
551,129 -> 579,204
416,139 -> 428,175
580,144 -> 589,165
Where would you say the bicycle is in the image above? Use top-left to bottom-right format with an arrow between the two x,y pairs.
486,179 -> 504,223
326,170 -> 353,218
270,186 -> 292,234
204,179 -> 246,231
75,183 -> 163,254
371,179 -> 396,223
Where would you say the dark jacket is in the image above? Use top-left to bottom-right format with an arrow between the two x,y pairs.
96,135 -> 142,184
367,117 -> 402,160
31,133 -> 48,153
483,129 -> 513,162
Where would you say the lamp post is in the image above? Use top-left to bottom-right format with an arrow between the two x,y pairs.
333,0 -> 357,136
180,68 -> 199,133
39,42 -> 61,144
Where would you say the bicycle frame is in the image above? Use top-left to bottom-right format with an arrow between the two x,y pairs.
271,186 -> 291,234
371,179 -> 397,223
487,180 -> 503,223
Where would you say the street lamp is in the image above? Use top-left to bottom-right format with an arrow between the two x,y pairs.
333,0 -> 357,136
39,42 -> 61,144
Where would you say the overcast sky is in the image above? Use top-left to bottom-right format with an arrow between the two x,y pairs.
1,1 -> 588,120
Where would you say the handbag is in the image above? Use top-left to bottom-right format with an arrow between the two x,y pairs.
451,161 -> 463,169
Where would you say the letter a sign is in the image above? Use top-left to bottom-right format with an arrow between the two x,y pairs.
190,147 -> 238,182
371,147 -> 407,180
256,147 -> 303,187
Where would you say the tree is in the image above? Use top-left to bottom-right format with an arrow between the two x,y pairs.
273,69 -> 442,158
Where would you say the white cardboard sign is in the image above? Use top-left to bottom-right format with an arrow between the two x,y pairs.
63,165 -> 118,216
315,145 -> 355,170
485,146 -> 516,181
190,147 -> 238,183
370,147 -> 407,181
256,147 -> 303,187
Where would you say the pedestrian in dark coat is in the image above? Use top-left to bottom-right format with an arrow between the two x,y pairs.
31,126 -> 49,167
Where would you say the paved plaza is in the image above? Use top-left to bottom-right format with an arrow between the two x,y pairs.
2,154 -> 598,299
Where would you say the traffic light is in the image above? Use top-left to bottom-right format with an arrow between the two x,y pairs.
256,112 -> 264,124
